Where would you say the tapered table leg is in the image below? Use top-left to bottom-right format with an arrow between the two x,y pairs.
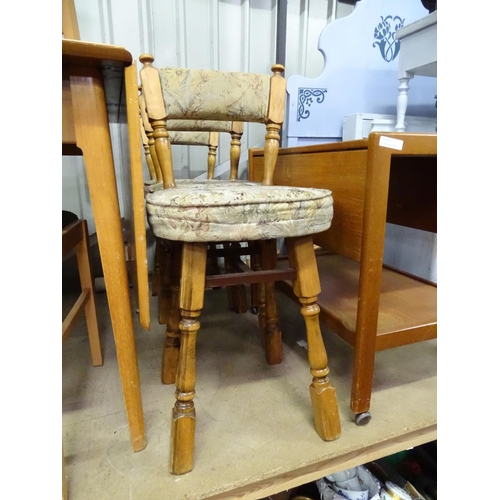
68,66 -> 146,452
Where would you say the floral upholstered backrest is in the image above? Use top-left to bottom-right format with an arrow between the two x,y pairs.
166,119 -> 233,133
168,131 -> 211,146
158,68 -> 271,124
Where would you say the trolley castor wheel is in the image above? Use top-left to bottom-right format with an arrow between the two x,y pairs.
354,412 -> 371,426
250,306 -> 258,315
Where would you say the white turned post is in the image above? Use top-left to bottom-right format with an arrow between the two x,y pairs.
395,77 -> 410,132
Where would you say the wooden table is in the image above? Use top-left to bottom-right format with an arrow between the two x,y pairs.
249,132 -> 437,423
62,39 -> 149,451
395,11 -> 437,132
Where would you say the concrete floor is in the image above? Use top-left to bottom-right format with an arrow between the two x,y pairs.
62,284 -> 437,500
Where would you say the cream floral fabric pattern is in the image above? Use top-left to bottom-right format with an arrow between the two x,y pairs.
168,131 -> 211,146
146,183 -> 333,242
144,179 -> 255,195
167,119 -> 234,133
158,68 -> 270,123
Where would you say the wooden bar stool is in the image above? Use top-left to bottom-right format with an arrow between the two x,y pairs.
139,56 -> 342,474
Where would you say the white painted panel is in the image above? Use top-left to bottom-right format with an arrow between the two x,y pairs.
287,0 -> 435,141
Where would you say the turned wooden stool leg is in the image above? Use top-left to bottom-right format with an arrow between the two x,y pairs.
256,281 -> 267,349
162,241 -> 182,385
223,243 -> 235,311
231,243 -> 247,313
249,241 -> 260,314
157,239 -> 170,325
249,246 -> 268,347
286,236 -> 341,441
224,243 -> 247,314
207,243 -> 220,276
151,238 -> 161,297
170,242 -> 207,475
260,239 -> 282,365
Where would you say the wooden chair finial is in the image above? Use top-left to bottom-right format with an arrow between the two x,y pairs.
271,64 -> 285,75
139,54 -> 155,66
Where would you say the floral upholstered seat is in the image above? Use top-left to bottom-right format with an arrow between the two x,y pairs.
146,182 -> 333,242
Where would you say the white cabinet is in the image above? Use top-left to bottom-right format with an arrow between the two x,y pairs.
343,113 -> 436,141
395,11 -> 437,131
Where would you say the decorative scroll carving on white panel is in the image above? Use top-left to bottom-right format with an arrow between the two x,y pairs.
286,0 -> 436,145
281,0 -> 349,144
